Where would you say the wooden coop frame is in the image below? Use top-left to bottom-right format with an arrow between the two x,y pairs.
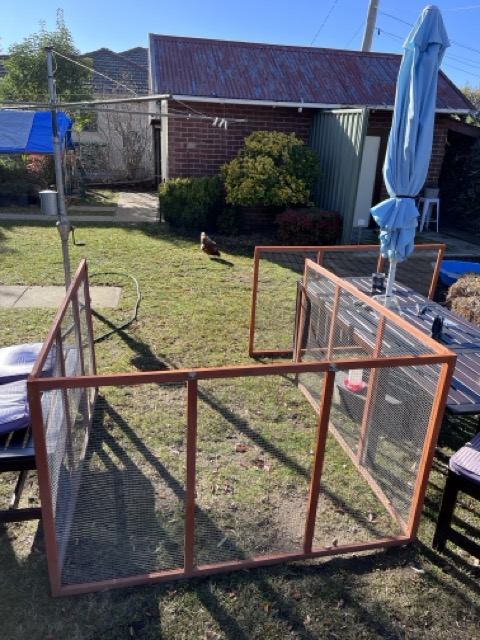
26,257 -> 454,596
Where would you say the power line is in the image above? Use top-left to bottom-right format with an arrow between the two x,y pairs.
52,49 -> 138,96
378,9 -> 480,58
344,22 -> 366,49
310,0 -> 341,46
377,28 -> 480,81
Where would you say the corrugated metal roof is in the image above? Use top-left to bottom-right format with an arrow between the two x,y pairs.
149,35 -> 472,112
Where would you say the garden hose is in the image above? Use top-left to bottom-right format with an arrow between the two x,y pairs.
89,271 -> 142,343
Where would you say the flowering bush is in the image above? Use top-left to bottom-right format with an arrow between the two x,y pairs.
26,154 -> 55,187
275,208 -> 342,245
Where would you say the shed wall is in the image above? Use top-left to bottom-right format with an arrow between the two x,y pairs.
309,109 -> 368,244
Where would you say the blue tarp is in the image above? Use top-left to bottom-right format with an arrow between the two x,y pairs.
0,110 -> 73,154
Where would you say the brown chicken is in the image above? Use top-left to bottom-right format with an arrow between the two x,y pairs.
200,232 -> 221,257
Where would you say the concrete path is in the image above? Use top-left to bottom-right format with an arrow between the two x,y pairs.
113,191 -> 159,222
0,286 -> 122,309
0,191 -> 159,223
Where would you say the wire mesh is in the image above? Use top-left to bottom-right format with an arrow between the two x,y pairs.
297,261 -> 449,530
394,248 -> 442,299
363,364 -> 440,523
251,245 -> 445,357
320,249 -> 381,278
252,247 -> 384,357
313,429 -> 403,549
253,250 -> 320,355
195,374 -> 319,564
59,381 -> 187,586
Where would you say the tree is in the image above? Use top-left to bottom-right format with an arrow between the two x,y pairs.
0,10 -> 93,108
221,131 -> 320,208
462,85 -> 480,110
461,84 -> 480,125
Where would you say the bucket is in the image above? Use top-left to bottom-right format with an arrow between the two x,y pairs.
39,190 -> 58,216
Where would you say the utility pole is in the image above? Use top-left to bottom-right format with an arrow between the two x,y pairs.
362,0 -> 380,52
45,46 -> 72,289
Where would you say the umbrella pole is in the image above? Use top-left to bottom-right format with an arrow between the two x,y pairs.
385,259 -> 397,301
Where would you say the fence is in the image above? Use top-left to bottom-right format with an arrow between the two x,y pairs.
28,258 -> 454,596
249,243 -> 445,358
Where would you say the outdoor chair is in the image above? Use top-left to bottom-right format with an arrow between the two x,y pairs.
0,342 -> 51,523
0,379 -> 39,522
432,432 -> 480,559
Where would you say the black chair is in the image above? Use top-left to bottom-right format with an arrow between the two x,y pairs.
0,343 -> 47,523
0,379 -> 40,522
433,432 -> 480,559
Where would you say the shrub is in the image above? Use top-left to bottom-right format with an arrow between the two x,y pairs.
275,208 -> 342,245
0,154 -> 51,195
221,131 -> 320,208
159,175 -> 223,230
216,206 -> 244,236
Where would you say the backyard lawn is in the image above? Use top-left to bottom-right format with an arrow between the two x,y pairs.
0,220 -> 479,640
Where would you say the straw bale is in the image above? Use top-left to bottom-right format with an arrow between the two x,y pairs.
446,273 -> 480,324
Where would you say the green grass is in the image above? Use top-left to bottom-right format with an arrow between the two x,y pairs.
0,220 -> 479,640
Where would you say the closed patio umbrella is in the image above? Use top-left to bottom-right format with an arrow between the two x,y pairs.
371,5 -> 450,307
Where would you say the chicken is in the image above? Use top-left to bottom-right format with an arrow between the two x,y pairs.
200,232 -> 221,257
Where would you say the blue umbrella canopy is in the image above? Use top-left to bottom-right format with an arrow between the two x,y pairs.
371,5 -> 450,265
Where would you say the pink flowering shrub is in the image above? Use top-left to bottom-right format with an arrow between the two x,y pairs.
275,208 -> 342,245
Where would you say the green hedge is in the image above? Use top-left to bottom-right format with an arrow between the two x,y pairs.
159,176 -> 223,230
275,208 -> 342,245
221,131 -> 320,208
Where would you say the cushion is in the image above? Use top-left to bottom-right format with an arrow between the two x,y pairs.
0,380 -> 30,434
449,432 -> 480,484
0,342 -> 53,384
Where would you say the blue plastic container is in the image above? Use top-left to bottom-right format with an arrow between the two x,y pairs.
439,260 -> 480,286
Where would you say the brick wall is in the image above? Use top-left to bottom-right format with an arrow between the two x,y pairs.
166,101 -> 312,178
164,102 -> 452,208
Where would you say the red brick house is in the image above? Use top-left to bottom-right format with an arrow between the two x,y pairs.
148,34 -> 472,241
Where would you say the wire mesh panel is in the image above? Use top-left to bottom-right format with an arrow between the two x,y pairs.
251,246 -> 386,358
195,374 -> 320,564
297,260 -> 454,533
58,382 -> 187,586
320,249 -> 381,278
250,244 -> 445,357
251,249 -> 320,356
394,246 -> 444,299
313,429 -> 403,550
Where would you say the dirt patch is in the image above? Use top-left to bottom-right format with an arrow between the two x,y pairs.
446,273 -> 480,323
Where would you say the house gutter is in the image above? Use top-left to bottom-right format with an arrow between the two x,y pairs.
169,95 -> 471,115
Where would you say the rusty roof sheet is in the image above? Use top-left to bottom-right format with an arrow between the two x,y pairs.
149,34 -> 471,112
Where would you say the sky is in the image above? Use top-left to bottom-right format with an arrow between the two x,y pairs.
1,1 -> 480,90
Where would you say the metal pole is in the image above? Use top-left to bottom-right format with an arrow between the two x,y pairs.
45,46 -> 72,290
361,0 -> 381,52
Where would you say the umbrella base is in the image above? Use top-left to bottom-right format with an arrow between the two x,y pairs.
372,294 -> 402,315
